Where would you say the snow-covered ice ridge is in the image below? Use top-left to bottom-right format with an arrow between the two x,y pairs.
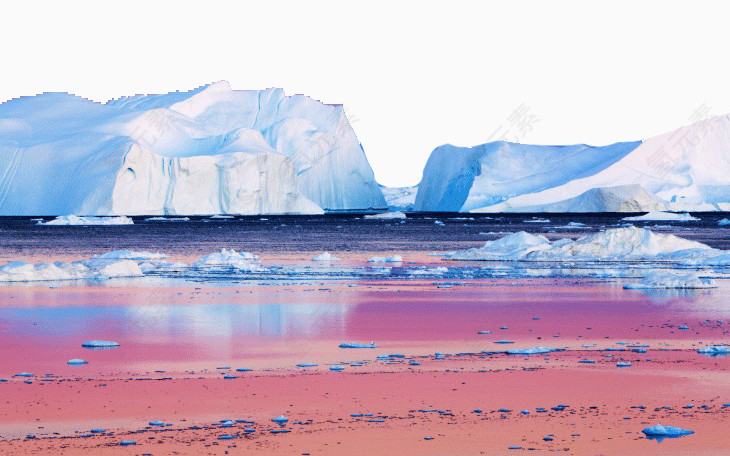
0,82 -> 386,215
415,114 -> 730,213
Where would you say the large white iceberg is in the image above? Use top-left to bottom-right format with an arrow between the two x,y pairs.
447,226 -> 717,262
415,115 -> 730,213
0,82 -> 385,215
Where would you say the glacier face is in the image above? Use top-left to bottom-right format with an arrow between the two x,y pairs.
0,82 -> 386,215
415,114 -> 730,212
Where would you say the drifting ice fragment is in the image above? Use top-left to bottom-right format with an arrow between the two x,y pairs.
67,359 -> 88,365
312,252 -> 340,262
642,424 -> 694,438
339,342 -> 377,348
82,340 -> 120,349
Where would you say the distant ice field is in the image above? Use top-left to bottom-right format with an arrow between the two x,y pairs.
2,213 -> 730,285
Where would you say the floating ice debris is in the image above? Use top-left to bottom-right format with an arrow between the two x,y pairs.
678,325 -> 689,330
210,215 -> 235,219
15,372 -> 34,377
434,220 -> 445,225
409,361 -> 421,366
543,436 -> 554,441
148,420 -> 165,426
271,415 -> 289,425
718,218 -> 730,225
424,436 -> 434,440
524,218 -> 550,223
623,211 -> 699,222
368,255 -> 403,263
508,446 -> 523,450
0,258 -> 143,282
119,440 -> 136,446
582,344 -> 597,348
90,429 -> 105,433
235,368 -> 253,372
82,340 -> 120,349
191,249 -> 263,272
93,250 -> 167,260
500,326 -> 508,330
339,342 -> 377,348
312,252 -> 340,261
642,424 -> 695,438
494,340 -> 515,344
329,365 -> 345,371
506,347 -> 558,355
271,429 -> 291,434
520,410 -> 530,415
697,345 -> 730,355
616,362 -> 632,368
67,359 -> 88,365
364,211 -> 407,220
223,375 -> 238,380
38,215 -> 134,225
478,330 -> 492,334
218,434 -> 236,440
624,271 -> 716,289
144,216 -> 190,222
446,226 -> 717,262
296,363 -> 317,368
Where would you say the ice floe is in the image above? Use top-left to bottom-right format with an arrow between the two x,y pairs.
0,259 -> 143,282
144,217 -> 190,222
719,218 -> 730,226
642,424 -> 694,438
312,252 -> 339,262
67,359 -> 88,365
191,249 -> 264,272
93,250 -> 167,260
696,345 -> 729,355
622,211 -> 699,222
82,340 -> 120,349
506,347 -> 560,355
368,255 -> 403,263
447,227 -> 717,262
339,342 -> 377,348
624,271 -> 717,289
364,211 -> 407,220
37,215 -> 134,225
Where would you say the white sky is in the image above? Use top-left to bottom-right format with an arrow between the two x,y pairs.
2,0 -> 729,187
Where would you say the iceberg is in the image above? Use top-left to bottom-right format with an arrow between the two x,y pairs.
696,345 -> 730,355
622,211 -> 699,222
93,250 -> 167,260
191,249 -> 264,272
0,258 -> 143,282
414,114 -> 730,213
380,186 -> 417,211
0,82 -> 385,215
447,227 -> 717,262
368,255 -> 403,263
624,271 -> 716,289
719,218 -> 730,226
642,424 -> 694,438
37,215 -> 134,225
311,252 -> 339,262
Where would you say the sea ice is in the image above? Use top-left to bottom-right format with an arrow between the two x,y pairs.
82,340 -> 120,349
191,249 -> 264,272
339,342 -> 377,348
642,424 -> 694,438
368,255 -> 403,263
719,218 -> 730,226
144,217 -> 190,222
622,211 -> 700,222
67,359 -> 88,365
37,215 -> 134,225
312,252 -> 340,261
506,347 -> 558,355
0,259 -> 143,282
696,345 -> 729,355
624,271 -> 716,289
364,211 -> 407,220
93,250 -> 167,260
